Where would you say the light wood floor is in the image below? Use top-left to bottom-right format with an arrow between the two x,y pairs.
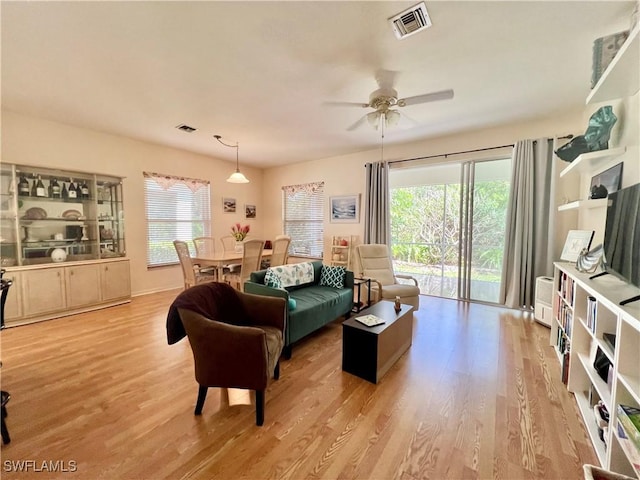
1,290 -> 596,479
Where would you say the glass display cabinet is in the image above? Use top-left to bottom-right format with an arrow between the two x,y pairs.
0,163 -> 125,267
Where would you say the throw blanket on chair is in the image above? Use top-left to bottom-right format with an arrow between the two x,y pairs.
166,282 -> 250,344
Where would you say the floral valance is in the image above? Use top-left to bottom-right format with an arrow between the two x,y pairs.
281,181 -> 324,195
143,171 -> 210,193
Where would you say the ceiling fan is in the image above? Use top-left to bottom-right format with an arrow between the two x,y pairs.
327,71 -> 454,131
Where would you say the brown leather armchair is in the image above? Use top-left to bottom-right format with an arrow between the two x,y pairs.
167,282 -> 286,426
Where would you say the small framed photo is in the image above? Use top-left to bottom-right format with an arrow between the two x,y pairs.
561,230 -> 595,262
223,197 -> 236,213
330,194 -> 360,223
589,162 -> 623,199
245,204 -> 256,219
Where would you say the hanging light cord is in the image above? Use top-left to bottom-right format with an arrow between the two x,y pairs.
380,114 -> 385,162
214,135 -> 240,171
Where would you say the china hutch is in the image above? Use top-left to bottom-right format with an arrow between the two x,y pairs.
0,163 -> 130,326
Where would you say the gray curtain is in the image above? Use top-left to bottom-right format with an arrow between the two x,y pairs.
500,138 -> 555,309
364,161 -> 390,244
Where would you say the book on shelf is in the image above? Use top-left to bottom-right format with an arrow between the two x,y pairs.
618,404 -> 640,451
561,349 -> 571,385
603,333 -> 616,353
586,296 -> 597,333
616,420 -> 640,475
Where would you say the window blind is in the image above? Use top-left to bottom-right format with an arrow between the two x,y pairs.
283,182 -> 324,258
144,173 -> 211,267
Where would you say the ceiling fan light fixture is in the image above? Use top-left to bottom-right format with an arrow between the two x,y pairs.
366,111 -> 381,129
385,110 -> 401,127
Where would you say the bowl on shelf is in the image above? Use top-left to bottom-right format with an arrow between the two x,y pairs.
61,209 -> 82,221
22,207 -> 47,220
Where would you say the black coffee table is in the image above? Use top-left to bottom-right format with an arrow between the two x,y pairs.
342,301 -> 414,384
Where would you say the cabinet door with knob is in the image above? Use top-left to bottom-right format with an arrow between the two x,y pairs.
100,259 -> 130,302
22,267 -> 66,317
66,264 -> 100,308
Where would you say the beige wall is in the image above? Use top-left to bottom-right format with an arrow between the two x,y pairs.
3,97 -> 636,295
263,108 -> 590,265
1,109 -> 265,295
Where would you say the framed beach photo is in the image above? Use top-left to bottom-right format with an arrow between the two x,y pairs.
330,194 -> 360,223
223,197 -> 236,213
245,204 -> 256,219
561,230 -> 595,262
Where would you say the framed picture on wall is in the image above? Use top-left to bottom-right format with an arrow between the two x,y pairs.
223,197 -> 236,213
589,162 -> 623,199
330,194 -> 360,223
245,204 -> 256,218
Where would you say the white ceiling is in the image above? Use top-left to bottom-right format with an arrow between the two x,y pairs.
1,1 -> 635,168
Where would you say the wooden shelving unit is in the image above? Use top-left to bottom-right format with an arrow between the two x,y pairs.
329,235 -> 357,269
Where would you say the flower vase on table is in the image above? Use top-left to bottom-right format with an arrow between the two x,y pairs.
231,223 -> 250,253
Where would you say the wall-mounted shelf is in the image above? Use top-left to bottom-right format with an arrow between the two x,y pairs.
559,147 -> 627,178
587,26 -> 639,105
558,198 -> 609,212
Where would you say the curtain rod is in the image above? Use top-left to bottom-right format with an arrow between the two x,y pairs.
382,134 -> 574,166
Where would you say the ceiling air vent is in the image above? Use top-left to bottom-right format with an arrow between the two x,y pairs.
176,124 -> 197,133
388,2 -> 432,40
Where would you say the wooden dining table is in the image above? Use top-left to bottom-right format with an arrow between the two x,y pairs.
192,249 -> 273,279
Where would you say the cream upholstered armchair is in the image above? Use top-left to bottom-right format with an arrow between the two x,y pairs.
355,243 -> 420,311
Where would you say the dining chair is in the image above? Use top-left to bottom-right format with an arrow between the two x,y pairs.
193,236 -> 216,257
173,240 -> 216,290
193,237 -> 217,278
223,239 -> 265,291
269,236 -> 290,267
220,235 -> 237,253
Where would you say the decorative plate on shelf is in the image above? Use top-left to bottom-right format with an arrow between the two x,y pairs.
22,207 -> 47,220
62,209 -> 82,220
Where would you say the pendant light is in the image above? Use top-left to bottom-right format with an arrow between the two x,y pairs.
214,135 -> 249,184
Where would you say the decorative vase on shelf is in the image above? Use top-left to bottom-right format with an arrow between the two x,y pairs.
234,240 -> 244,253
51,248 -> 67,263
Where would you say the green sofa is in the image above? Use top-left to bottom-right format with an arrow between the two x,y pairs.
244,260 -> 354,358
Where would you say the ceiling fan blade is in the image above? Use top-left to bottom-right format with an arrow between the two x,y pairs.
324,101 -> 369,108
346,114 -> 370,131
399,89 -> 454,107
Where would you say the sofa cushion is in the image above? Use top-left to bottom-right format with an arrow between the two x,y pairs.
267,262 -> 315,288
319,265 -> 346,288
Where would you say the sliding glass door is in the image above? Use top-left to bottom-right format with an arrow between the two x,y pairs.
389,157 -> 511,303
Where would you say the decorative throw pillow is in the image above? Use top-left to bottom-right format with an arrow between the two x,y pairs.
264,268 -> 283,289
319,265 -> 346,288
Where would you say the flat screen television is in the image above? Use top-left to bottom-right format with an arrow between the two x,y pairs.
603,182 -> 640,289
